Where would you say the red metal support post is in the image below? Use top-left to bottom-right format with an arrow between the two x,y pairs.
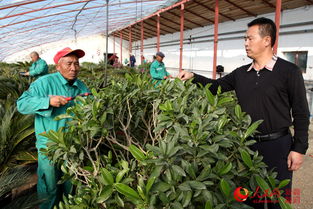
212,0 -> 219,79
113,34 -> 115,54
120,31 -> 123,64
129,26 -> 132,54
141,21 -> 144,64
179,4 -> 184,72
157,13 -> 160,52
273,0 -> 282,54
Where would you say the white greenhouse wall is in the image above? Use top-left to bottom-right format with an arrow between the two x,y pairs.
131,5 -> 313,80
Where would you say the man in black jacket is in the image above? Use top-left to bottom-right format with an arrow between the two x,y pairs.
178,17 -> 309,208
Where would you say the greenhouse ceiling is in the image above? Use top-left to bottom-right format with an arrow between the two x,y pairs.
0,0 -> 177,61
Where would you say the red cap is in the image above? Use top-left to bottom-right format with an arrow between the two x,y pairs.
53,47 -> 85,64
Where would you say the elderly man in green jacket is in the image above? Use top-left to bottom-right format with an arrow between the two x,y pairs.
24,51 -> 49,78
17,47 -> 89,209
150,52 -> 172,86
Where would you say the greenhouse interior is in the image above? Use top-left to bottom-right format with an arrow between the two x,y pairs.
0,0 -> 313,208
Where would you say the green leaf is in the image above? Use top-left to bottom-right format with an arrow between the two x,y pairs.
14,151 -> 37,161
115,193 -> 124,207
243,120 -> 263,139
217,97 -> 233,106
40,130 -> 60,143
150,165 -> 163,178
255,175 -> 271,193
160,141 -> 167,156
172,165 -> 186,177
171,202 -> 184,209
159,192 -> 170,204
197,166 -> 212,181
205,201 -> 213,209
239,149 -> 253,168
100,168 -> 114,185
115,183 -> 141,200
185,163 -> 197,179
219,179 -> 231,197
61,165 -> 67,174
82,166 -> 93,172
125,73 -> 132,80
59,201 -> 65,209
13,128 -> 34,147
137,185 -> 146,200
121,177 -> 134,185
55,114 -> 72,120
202,190 -> 213,202
168,146 -> 182,158
129,145 -> 146,161
267,176 -> 276,188
189,181 -> 206,190
153,181 -> 171,192
116,169 -> 128,183
204,86 -> 214,105
235,104 -> 242,119
182,191 -> 192,207
173,124 -> 189,137
278,196 -> 293,209
96,185 -> 113,203
200,144 -> 219,153
146,176 -> 156,194
178,182 -> 191,191
278,179 -> 291,189
91,88 -> 99,97
69,145 -> 76,153
159,100 -> 173,111
217,117 -> 229,132
219,162 -> 232,175
120,160 -> 129,170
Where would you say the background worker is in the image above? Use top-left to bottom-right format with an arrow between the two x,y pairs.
24,51 -> 48,78
130,54 -> 136,67
150,51 -> 172,86
17,47 -> 89,209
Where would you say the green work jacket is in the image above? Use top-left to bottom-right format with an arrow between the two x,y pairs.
17,72 -> 89,149
150,60 -> 170,86
29,58 -> 49,78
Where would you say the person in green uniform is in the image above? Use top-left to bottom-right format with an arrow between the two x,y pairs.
150,52 -> 172,86
17,47 -> 89,209
24,51 -> 49,78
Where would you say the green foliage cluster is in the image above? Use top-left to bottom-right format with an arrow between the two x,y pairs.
42,74 -> 292,209
0,62 -> 38,208
137,62 -> 152,73
0,65 -> 37,173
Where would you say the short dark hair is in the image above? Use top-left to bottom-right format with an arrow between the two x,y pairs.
247,17 -> 277,47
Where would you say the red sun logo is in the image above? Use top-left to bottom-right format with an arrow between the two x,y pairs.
233,187 -> 249,202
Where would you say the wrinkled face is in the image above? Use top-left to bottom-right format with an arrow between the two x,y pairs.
30,53 -> 39,62
57,54 -> 80,80
244,25 -> 271,59
156,55 -> 163,62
